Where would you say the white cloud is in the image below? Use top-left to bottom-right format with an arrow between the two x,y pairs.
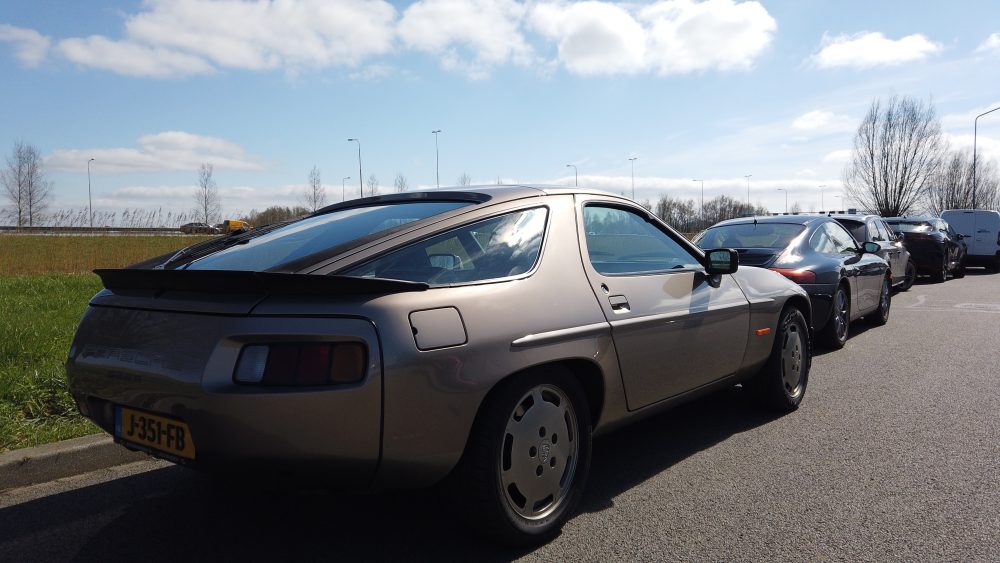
399,0 -> 532,79
530,0 -> 776,76
57,36 -> 214,78
811,32 -> 942,69
945,133 -> 1000,163
49,0 -> 397,78
824,149 -> 852,162
46,132 -> 266,173
530,1 -> 647,76
976,32 -> 1000,55
792,110 -> 854,133
640,0 -> 777,75
0,23 -> 50,66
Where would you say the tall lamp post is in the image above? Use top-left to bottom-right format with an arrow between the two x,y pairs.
347,138 -> 362,196
628,157 -> 638,200
744,174 -> 752,207
342,176 -> 350,202
87,158 -> 95,228
432,130 -> 441,188
818,184 -> 826,210
566,164 -> 578,186
777,188 -> 788,213
973,106 -> 1000,209
693,179 -> 704,221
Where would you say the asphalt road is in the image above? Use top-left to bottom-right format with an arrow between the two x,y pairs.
2,270 -> 998,562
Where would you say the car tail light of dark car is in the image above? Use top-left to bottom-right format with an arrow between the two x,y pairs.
234,342 -> 367,386
769,267 -> 818,284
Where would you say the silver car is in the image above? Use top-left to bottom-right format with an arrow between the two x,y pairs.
67,186 -> 812,544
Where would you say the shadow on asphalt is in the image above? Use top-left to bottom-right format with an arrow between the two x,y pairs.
0,389 -> 782,561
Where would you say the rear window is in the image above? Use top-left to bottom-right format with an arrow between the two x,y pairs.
695,223 -> 805,250
835,219 -> 867,243
185,201 -> 471,271
885,220 -> 932,233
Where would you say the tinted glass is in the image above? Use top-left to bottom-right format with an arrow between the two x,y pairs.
836,219 -> 867,243
185,201 -> 471,271
885,220 -> 933,233
876,220 -> 893,241
584,206 -> 700,274
341,207 -> 547,284
696,223 -> 805,250
867,220 -> 884,241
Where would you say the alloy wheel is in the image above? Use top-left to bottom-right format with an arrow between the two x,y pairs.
780,321 -> 804,398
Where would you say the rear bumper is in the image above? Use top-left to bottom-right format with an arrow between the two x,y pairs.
906,246 -> 945,273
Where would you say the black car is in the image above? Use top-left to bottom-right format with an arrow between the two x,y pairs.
831,213 -> 914,291
883,217 -> 966,282
695,215 -> 890,349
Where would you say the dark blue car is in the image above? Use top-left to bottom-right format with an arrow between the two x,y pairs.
695,215 -> 890,349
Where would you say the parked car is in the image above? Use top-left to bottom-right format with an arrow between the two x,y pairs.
940,209 -> 1000,272
179,222 -> 220,234
68,186 -> 812,544
830,213 -> 914,290
883,217 -> 966,282
694,215 -> 890,349
216,219 -> 253,233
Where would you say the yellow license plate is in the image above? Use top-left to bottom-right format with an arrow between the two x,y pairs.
116,406 -> 196,460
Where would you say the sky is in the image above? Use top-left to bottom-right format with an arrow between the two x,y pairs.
1,0 -> 999,223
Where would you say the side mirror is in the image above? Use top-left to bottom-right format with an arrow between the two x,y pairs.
704,248 -> 739,275
862,241 -> 880,254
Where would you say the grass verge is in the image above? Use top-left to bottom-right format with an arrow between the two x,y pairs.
0,274 -> 103,451
0,234 -> 210,275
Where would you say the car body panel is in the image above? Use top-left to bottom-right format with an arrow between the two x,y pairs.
941,209 -> 1000,266
831,214 -> 911,286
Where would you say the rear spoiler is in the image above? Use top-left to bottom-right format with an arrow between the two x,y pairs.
93,269 -> 429,295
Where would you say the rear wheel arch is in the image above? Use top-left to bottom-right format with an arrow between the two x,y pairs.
783,295 -> 812,332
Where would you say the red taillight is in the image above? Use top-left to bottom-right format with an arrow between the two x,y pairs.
234,342 -> 367,386
769,267 -> 817,284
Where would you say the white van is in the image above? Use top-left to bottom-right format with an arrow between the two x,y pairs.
941,209 -> 1000,271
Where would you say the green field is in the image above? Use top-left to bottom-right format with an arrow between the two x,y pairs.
0,235 -> 207,451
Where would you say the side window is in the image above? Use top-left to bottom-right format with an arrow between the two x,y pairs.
867,220 -> 884,241
825,222 -> 859,254
583,205 -> 701,275
808,227 -> 836,254
341,207 -> 547,285
876,220 -> 894,241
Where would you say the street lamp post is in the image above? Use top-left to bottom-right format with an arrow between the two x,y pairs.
744,174 -> 752,207
818,184 -> 826,210
342,176 -> 350,202
777,188 -> 788,213
566,164 -> 577,187
347,138 -> 362,196
628,157 -> 638,200
973,106 -> 1000,210
87,158 -> 95,228
432,130 -> 441,188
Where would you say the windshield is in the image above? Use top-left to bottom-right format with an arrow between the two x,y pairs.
885,220 -> 932,233
695,223 -> 805,250
184,201 -> 472,271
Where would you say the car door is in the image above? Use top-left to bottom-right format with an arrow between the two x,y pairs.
578,200 -> 750,411
823,222 -> 882,314
870,219 -> 904,280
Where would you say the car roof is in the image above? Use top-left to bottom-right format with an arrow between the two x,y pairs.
883,216 -> 938,222
708,214 -> 830,228
828,213 -> 884,221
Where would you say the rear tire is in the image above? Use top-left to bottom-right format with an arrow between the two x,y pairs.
820,285 -> 850,349
868,276 -> 891,326
751,307 -> 810,412
454,370 -> 592,546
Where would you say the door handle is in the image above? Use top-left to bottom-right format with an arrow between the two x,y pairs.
609,295 -> 630,311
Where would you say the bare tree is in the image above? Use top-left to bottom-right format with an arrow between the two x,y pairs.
193,163 -> 221,225
303,165 -> 327,212
843,95 -> 947,216
927,149 -> 1000,214
393,173 -> 408,193
457,173 -> 472,186
1,141 -> 51,227
365,174 -> 379,197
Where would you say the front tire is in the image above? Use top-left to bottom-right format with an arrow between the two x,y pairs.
868,275 -> 891,326
954,259 -> 966,278
899,260 -> 916,291
752,307 -> 810,412
820,284 -> 850,349
933,255 -> 948,283
455,370 -> 592,545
